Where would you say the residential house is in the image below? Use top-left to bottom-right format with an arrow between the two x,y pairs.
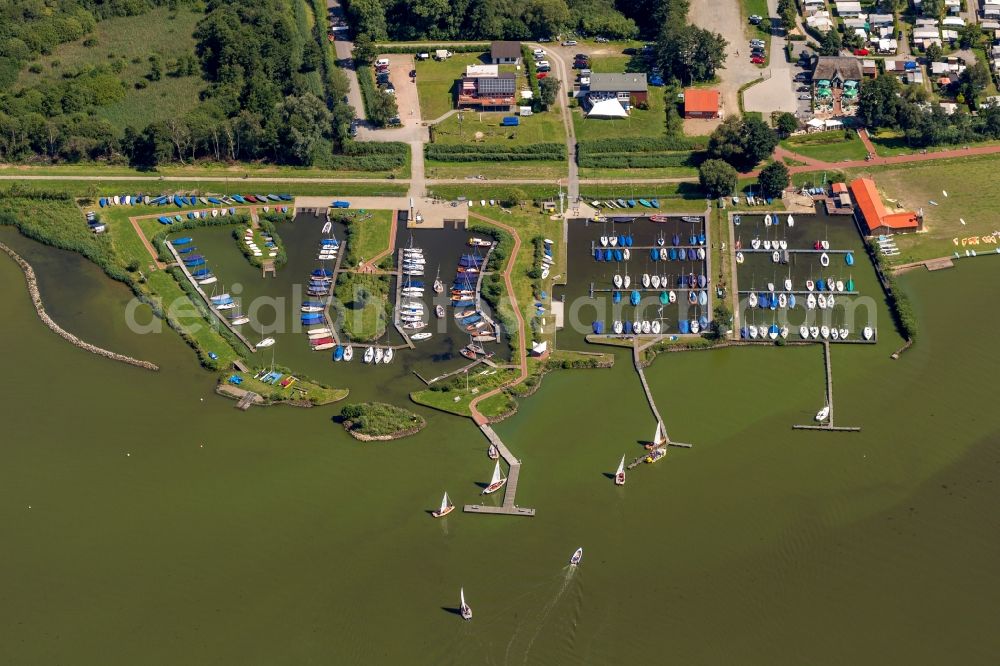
868,13 -> 893,27
862,59 -> 878,76
490,41 -> 522,65
942,16 -> 966,27
803,0 -> 826,14
812,56 -> 863,87
807,12 -> 835,31
983,0 -> 1000,18
912,26 -> 942,49
457,68 -> 517,111
849,178 -> 922,235
877,38 -> 899,53
587,73 -> 648,108
834,1 -> 864,17
945,0 -> 960,12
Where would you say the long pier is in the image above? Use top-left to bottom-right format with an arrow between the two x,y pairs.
320,239 -> 346,347
463,424 -> 535,517
393,251 -> 416,349
625,340 -> 694,469
738,248 -> 853,254
792,341 -> 862,432
165,240 -> 257,352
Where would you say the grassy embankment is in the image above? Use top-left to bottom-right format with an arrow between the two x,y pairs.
337,209 -> 394,266
339,401 -> 426,438
781,130 -> 869,163
222,371 -> 348,405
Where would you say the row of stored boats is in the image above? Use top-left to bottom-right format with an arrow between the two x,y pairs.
100,193 -> 293,208
739,323 -> 876,341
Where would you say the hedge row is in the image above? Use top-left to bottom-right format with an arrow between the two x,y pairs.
426,142 -> 565,161
376,44 -> 487,54
327,154 -> 407,170
577,136 -> 699,155
578,153 -> 694,168
342,141 -> 408,155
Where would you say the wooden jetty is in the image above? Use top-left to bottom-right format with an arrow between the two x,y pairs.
164,240 -> 257,352
414,357 -> 488,386
393,251 -> 416,350
464,424 -> 535,517
792,341 -> 862,432
320,239 -> 347,346
738,248 -> 852,255
737,289 -> 860,296
235,391 -> 260,410
625,342 -> 694,470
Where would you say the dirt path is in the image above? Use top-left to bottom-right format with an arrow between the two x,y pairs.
689,0 -> 758,117
128,214 -> 167,269
466,211 -> 527,426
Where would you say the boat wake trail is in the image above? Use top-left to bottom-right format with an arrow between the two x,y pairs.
518,569 -> 576,664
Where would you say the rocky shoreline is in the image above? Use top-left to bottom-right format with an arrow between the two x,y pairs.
1,241 -> 159,372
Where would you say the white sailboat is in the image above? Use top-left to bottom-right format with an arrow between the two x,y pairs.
653,421 -> 667,446
460,588 -> 472,620
482,461 -> 507,495
343,345 -> 354,361
383,347 -> 394,364
815,405 -> 830,422
615,455 -> 625,486
787,214 -> 794,227
432,492 -> 454,518
364,346 -> 375,363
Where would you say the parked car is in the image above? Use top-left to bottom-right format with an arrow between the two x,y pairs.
797,85 -> 810,92
749,14 -> 763,24
752,47 -> 765,55
579,76 -> 590,86
409,69 -> 416,78
750,39 -> 765,47
376,58 -> 390,68
794,72 -> 811,81
562,39 -> 578,46
595,36 -> 609,43
751,56 -> 765,64
349,120 -> 359,137
536,72 -> 548,79
854,48 -> 869,56
533,48 -> 546,58
388,115 -> 401,126
798,93 -> 812,100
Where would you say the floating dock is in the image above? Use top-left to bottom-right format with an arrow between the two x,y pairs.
318,239 -> 347,347
393,251 -> 417,350
463,424 -> 535,517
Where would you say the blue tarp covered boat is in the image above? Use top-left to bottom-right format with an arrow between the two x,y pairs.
668,248 -> 677,260
460,314 -> 482,325
158,217 -> 172,225
672,234 -> 680,246
679,248 -> 687,261
614,249 -> 623,262
613,290 -> 621,303
604,249 -> 612,261
313,269 -> 333,277
333,346 -> 344,361
191,269 -> 211,278
630,290 -> 641,306
178,247 -> 196,255
278,194 -> 293,201
698,274 -> 706,288
650,248 -> 659,261
595,249 -> 603,261
99,198 -> 107,208
186,258 -> 206,267
592,321 -> 604,334
679,320 -> 690,334
452,300 -> 475,308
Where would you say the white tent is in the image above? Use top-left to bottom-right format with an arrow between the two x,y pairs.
587,98 -> 628,118
824,119 -> 844,128
807,118 -> 826,129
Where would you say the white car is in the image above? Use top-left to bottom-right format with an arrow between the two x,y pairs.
536,60 -> 550,69
533,48 -> 546,58
561,40 -> 577,46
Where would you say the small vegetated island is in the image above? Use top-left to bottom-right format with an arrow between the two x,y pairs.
339,402 -> 426,441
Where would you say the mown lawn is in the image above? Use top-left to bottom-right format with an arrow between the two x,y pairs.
341,209 -> 394,265
868,128 -> 1000,157
589,55 -> 631,73
414,52 -> 488,120
424,160 -> 567,180
17,8 -> 205,133
2,180 -> 408,199
572,87 -> 667,141
844,154 -> 1000,265
431,110 -> 565,145
782,130 -> 869,162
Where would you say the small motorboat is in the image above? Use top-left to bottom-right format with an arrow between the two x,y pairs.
863,326 -> 874,340
778,240 -> 787,250
642,273 -> 651,288
609,235 -> 619,247
836,280 -> 845,292
839,328 -> 849,339
810,326 -> 820,339
806,280 -> 815,291
772,251 -> 780,263
691,319 -> 700,334
736,251 -> 745,264
820,325 -> 830,339
411,333 -> 432,342
807,293 -> 817,309
767,282 -> 775,292
383,347 -> 394,364
570,547 -> 583,566
614,274 -> 623,288
784,278 -> 792,291
623,275 -> 631,288
821,240 -> 830,250
749,325 -> 759,339
763,240 -> 772,250
815,405 -> 830,422
623,248 -> 631,261
764,213 -> 772,226
651,320 -> 661,334
748,292 -> 758,308
613,320 -> 623,334
827,294 -> 836,309
831,328 -> 840,341
343,345 -> 354,361
787,214 -> 794,227
778,293 -> 787,308
817,294 -> 827,309
651,275 -> 661,289
799,325 -> 809,338
256,338 -> 275,348
600,235 -> 609,247
751,238 -> 761,249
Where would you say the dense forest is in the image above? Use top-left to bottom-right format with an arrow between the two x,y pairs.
0,0 -> 356,167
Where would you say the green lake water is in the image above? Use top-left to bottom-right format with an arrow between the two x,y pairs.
2,227 -> 999,664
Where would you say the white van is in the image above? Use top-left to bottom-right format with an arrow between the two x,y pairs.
376,58 -> 390,67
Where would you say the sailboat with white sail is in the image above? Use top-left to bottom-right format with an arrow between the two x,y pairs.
614,455 -> 625,486
460,588 -> 472,620
481,461 -> 507,495
431,492 -> 454,518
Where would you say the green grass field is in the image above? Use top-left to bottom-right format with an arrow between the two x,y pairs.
431,110 -> 565,145
844,155 -> 1000,265
589,55 -> 631,73
782,130 -> 869,162
0,180 -> 408,199
18,8 -> 205,132
572,87 -> 667,141
415,52 -> 488,120
424,160 -> 566,180
342,209 -> 393,264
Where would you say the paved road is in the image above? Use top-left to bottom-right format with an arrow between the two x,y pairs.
529,42 -> 580,203
689,0 -> 760,117
326,0 -> 365,120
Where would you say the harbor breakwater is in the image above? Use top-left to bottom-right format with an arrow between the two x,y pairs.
0,240 -> 159,372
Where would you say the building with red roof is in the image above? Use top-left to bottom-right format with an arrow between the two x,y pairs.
849,177 -> 922,235
683,88 -> 720,118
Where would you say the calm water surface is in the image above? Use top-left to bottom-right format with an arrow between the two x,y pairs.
1,227 -> 999,664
